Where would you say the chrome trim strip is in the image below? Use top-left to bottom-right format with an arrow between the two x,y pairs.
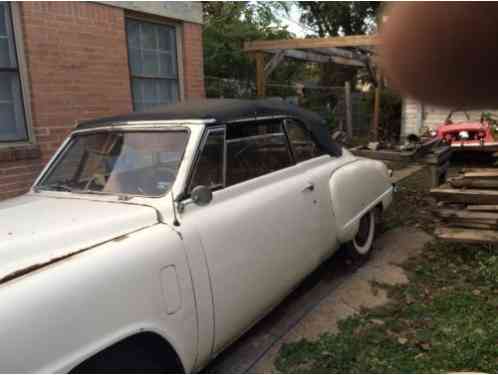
343,185 -> 394,232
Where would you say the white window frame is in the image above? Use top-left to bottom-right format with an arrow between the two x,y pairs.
0,2 -> 34,148
125,14 -> 184,111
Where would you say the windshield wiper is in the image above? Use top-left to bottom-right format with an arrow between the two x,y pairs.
37,182 -> 73,192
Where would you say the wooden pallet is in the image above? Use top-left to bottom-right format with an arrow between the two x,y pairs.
432,167 -> 498,243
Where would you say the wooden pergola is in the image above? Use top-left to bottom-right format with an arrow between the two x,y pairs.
243,34 -> 382,139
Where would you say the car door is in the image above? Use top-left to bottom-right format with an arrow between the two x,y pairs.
284,118 -> 340,261
180,118 -> 333,356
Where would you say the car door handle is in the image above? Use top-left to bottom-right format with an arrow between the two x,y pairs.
302,183 -> 315,192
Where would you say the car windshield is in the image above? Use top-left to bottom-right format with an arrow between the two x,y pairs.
37,130 -> 189,197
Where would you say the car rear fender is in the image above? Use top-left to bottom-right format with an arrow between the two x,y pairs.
329,158 -> 393,243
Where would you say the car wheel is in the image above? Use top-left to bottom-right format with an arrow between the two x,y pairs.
346,209 -> 376,261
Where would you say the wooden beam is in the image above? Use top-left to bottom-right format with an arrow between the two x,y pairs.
345,81 -> 353,140
435,226 -> 498,244
244,35 -> 380,52
461,168 -> 498,174
464,171 -> 498,179
449,176 -> 498,189
313,47 -> 365,60
372,70 -> 382,140
467,205 -> 498,212
264,50 -> 285,79
269,49 -> 365,67
255,51 -> 266,97
434,208 -> 498,224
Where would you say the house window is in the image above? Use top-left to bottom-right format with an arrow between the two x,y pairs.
126,18 -> 179,112
0,3 -> 27,142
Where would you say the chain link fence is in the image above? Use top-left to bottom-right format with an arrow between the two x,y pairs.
205,76 -> 374,137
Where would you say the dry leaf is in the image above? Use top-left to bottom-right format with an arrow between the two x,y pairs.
398,337 -> 408,345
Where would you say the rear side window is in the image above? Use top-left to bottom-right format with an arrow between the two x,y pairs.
226,120 -> 293,187
285,119 -> 325,162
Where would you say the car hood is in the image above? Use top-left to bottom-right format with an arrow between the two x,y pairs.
0,194 -> 159,285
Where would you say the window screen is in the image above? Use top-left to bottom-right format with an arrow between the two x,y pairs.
126,19 -> 179,112
0,3 -> 27,142
226,121 -> 293,186
285,119 -> 325,162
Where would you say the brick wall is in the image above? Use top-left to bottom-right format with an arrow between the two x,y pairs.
0,2 -> 133,200
182,22 -> 205,99
0,2 -> 205,201
23,2 -> 133,158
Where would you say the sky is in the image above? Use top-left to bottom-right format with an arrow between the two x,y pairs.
273,3 -> 311,38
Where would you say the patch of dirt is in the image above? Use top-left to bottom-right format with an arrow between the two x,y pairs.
383,166 -> 437,233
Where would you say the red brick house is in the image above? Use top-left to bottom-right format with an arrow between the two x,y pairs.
0,1 -> 204,200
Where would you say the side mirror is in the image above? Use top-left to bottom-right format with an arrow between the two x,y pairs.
190,185 -> 213,206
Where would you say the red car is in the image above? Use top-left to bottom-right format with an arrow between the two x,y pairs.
433,110 -> 498,152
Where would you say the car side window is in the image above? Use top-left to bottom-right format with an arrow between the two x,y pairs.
226,120 -> 293,187
285,119 -> 325,162
189,128 -> 225,192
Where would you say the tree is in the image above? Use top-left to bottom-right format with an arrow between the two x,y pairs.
298,2 -> 381,37
297,2 -> 381,87
203,1 -> 305,97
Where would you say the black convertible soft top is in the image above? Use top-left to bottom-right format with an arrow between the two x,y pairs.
76,99 -> 342,156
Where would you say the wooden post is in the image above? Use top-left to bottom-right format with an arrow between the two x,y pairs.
255,52 -> 266,97
345,81 -> 353,140
372,70 -> 382,140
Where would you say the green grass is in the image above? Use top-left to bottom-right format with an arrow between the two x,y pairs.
275,166 -> 498,373
276,241 -> 498,373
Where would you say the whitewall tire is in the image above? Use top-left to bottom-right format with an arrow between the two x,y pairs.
346,209 -> 376,260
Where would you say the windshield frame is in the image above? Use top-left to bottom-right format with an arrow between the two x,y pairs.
34,124 -> 193,199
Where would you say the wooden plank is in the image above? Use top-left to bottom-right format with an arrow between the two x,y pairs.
464,171 -> 498,180
372,71 -> 381,140
446,222 -> 498,230
435,226 -> 498,244
255,52 -> 265,97
312,47 -> 365,61
345,81 -> 353,140
434,208 -> 498,224
461,168 -> 498,174
269,49 -> 366,66
430,187 -> 498,205
349,148 -> 414,161
467,205 -> 498,212
244,35 -> 380,52
449,176 -> 498,189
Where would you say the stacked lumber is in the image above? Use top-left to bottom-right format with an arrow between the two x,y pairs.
431,168 -> 498,243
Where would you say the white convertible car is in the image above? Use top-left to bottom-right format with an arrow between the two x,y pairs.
0,99 -> 393,373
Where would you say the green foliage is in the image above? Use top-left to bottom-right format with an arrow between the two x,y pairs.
298,1 -> 381,37
481,112 -> 498,140
359,88 -> 402,142
203,2 -> 304,85
297,2 -> 381,87
276,238 -> 498,373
